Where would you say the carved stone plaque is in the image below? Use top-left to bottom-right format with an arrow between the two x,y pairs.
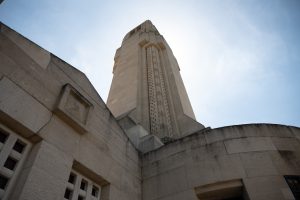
54,84 -> 93,134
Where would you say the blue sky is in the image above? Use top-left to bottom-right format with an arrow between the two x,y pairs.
1,0 -> 299,128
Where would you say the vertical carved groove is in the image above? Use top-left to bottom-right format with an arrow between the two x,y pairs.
146,45 -> 173,138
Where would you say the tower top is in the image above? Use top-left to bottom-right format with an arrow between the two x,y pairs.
108,21 -> 204,141
123,20 -> 159,42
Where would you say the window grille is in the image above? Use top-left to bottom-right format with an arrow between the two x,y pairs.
64,170 -> 101,200
0,125 -> 31,200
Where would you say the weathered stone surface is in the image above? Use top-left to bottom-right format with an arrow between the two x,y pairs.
0,76 -> 52,135
243,176 -> 291,200
142,124 -> 300,200
107,20 -> 204,140
1,23 -> 51,69
224,137 -> 276,154
125,125 -> 149,148
240,152 -> 278,177
138,135 -> 164,153
0,22 -> 140,200
1,21 -> 300,200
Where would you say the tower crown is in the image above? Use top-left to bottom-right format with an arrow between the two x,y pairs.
123,20 -> 159,42
108,21 -> 204,141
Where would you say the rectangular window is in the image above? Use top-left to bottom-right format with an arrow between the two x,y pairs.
0,125 -> 31,200
64,170 -> 101,200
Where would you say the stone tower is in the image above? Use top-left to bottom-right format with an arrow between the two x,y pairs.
107,20 -> 204,140
2,21 -> 300,200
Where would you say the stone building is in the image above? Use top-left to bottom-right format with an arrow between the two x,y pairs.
0,20 -> 299,200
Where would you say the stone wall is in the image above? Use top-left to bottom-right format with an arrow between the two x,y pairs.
0,23 -> 141,200
2,21 -> 300,200
142,124 -> 300,200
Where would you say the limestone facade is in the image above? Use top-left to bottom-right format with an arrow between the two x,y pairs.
107,20 -> 204,141
0,21 -> 299,200
0,22 -> 140,200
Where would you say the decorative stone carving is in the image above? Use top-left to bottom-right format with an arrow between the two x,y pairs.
54,84 -> 93,134
146,45 -> 173,138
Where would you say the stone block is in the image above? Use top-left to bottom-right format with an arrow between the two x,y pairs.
138,135 -> 164,153
243,176 -> 291,200
142,140 -> 187,167
271,137 -> 300,152
29,141 -> 73,181
15,141 -> 73,200
222,126 -> 243,140
204,129 -> 225,144
156,189 -> 198,200
190,141 -> 227,162
184,131 -> 207,150
186,157 -> 221,188
1,24 -> 51,69
224,137 -> 276,154
240,152 -> 278,177
143,167 -> 188,200
125,125 -> 149,148
38,115 -> 80,156
75,136 -> 113,181
268,151 -> 300,175
17,166 -> 67,200
0,77 -> 51,136
186,154 -> 246,188
142,150 -> 187,179
216,154 -> 247,180
290,126 -> 300,140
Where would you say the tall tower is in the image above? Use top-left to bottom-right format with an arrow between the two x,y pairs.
107,20 -> 204,141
